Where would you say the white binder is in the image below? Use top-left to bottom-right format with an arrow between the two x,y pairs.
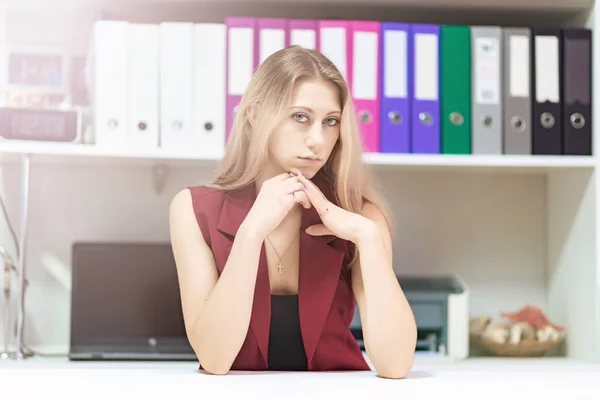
89,20 -> 129,149
159,22 -> 194,152
193,23 -> 226,159
128,23 -> 159,150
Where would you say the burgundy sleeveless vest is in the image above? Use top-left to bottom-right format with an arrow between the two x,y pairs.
188,174 -> 370,371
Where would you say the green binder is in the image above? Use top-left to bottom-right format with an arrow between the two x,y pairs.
441,25 -> 472,154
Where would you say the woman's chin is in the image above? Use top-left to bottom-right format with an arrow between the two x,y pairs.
288,167 -> 318,179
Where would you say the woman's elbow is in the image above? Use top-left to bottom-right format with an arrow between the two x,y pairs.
192,339 -> 234,375
376,353 -> 414,379
198,357 -> 233,375
377,362 -> 413,379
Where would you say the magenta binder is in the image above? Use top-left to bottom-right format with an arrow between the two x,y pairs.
380,22 -> 411,153
287,19 -> 319,49
318,20 -> 353,92
410,24 -> 440,154
351,21 -> 381,153
225,17 -> 258,141
258,18 -> 288,62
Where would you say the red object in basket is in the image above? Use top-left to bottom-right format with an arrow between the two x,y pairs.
500,305 -> 565,331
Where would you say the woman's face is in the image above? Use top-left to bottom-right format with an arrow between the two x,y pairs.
267,79 -> 342,179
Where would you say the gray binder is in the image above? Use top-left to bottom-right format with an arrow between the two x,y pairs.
503,28 -> 532,154
471,26 -> 503,154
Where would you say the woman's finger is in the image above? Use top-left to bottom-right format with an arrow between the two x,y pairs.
282,174 -> 300,184
284,181 -> 305,194
296,173 -> 328,212
292,191 -> 312,209
278,172 -> 295,181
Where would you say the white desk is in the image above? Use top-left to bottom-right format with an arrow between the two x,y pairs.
1,356 -> 599,399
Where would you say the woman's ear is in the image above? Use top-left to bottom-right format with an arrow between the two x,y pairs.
245,102 -> 261,127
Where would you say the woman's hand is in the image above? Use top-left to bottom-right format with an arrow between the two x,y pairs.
244,173 -> 311,239
296,173 -> 372,244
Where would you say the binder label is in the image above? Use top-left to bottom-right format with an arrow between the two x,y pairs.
228,27 -> 254,96
414,33 -> 438,101
509,35 -> 530,98
475,37 -> 500,105
564,38 -> 590,104
353,31 -> 378,100
260,28 -> 286,63
291,29 -> 316,50
321,27 -> 347,79
534,36 -> 559,103
384,30 -> 407,99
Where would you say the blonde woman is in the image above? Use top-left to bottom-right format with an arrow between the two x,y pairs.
169,45 -> 416,379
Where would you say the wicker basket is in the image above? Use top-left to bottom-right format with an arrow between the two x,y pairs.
470,333 -> 564,357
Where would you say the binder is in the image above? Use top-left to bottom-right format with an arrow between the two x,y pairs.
225,17 -> 258,141
440,25 -> 471,154
258,18 -> 287,64
471,26 -> 503,154
89,20 -> 129,149
318,20 -> 352,86
503,28 -> 532,155
380,22 -> 410,153
410,24 -> 440,154
531,28 -> 562,155
351,21 -> 380,153
128,23 -> 159,150
288,19 -> 318,49
562,28 -> 592,156
159,22 -> 194,151
193,23 -> 227,159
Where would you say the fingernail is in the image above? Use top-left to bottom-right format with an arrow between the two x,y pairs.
299,172 -> 304,177
305,185 -> 309,190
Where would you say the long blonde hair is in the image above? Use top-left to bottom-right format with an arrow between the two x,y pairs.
207,45 -> 394,239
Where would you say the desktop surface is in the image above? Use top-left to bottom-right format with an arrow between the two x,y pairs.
1,355 -> 598,399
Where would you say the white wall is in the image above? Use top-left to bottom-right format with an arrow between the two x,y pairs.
0,160 -> 550,352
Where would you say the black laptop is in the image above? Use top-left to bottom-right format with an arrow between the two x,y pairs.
69,242 -> 197,361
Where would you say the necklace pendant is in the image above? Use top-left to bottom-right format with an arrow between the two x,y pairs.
277,262 -> 284,275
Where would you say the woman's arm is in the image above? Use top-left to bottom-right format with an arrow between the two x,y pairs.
351,202 -> 417,379
169,189 -> 264,375
294,172 -> 416,379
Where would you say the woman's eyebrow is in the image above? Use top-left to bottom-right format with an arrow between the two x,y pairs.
290,106 -> 341,114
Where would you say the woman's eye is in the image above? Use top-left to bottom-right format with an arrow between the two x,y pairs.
294,113 -> 308,123
325,118 -> 339,127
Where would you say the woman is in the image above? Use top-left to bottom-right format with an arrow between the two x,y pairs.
169,45 -> 417,379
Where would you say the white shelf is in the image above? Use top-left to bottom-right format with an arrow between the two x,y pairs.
0,141 -> 220,166
0,141 -> 595,173
6,0 -> 592,12
120,0 -> 592,10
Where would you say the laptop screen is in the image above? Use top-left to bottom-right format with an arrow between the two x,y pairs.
70,242 -> 190,347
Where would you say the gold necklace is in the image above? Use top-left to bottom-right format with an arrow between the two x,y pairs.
266,231 -> 300,275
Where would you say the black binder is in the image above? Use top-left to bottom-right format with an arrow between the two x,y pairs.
562,28 -> 592,156
531,28 -> 563,155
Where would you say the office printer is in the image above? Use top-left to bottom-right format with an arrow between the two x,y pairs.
350,274 -> 469,359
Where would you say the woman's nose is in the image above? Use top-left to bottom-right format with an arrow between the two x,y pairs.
306,123 -> 325,146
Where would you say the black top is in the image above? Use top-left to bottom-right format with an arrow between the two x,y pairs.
268,294 -> 308,371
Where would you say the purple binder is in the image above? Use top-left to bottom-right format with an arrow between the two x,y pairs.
380,22 -> 411,153
410,24 -> 440,154
225,17 -> 258,141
